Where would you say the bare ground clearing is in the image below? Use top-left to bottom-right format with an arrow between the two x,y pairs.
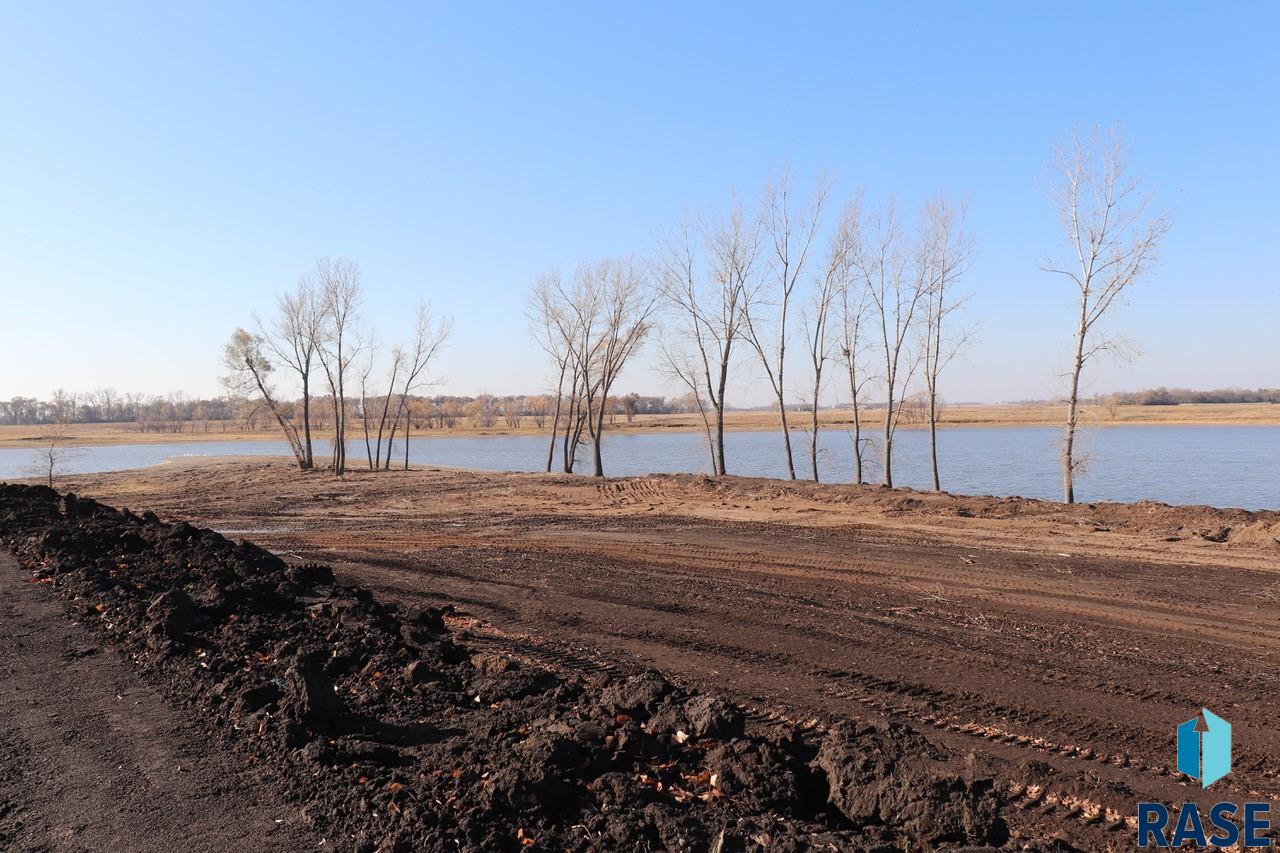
45,458 -> 1280,846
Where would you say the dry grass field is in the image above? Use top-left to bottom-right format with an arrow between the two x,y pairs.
2,400 -> 1278,449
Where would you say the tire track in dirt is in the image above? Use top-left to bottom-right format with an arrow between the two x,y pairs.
65,461 -> 1280,845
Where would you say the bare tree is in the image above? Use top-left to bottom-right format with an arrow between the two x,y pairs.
31,399 -> 74,488
854,200 -> 928,488
357,343 -> 382,470
260,278 -> 323,469
656,204 -> 760,476
919,195 -> 976,491
802,196 -> 856,482
743,171 -> 833,479
33,437 -> 68,488
385,302 -> 452,469
313,258 -> 362,476
837,204 -> 874,485
222,328 -> 308,468
529,271 -> 575,473
562,258 -> 656,477
527,395 -> 551,429
1042,128 -> 1169,503
621,392 -> 640,423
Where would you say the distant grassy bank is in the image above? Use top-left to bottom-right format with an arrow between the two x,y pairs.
3,401 -> 1278,449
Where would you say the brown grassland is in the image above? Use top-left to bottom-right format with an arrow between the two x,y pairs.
2,400 -> 1279,448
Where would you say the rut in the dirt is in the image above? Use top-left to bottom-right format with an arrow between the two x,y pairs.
0,483 -> 1033,852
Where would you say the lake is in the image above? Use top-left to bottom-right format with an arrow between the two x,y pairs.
0,425 -> 1276,510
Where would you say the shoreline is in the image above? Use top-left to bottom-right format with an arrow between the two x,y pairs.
2,451 -> 1273,515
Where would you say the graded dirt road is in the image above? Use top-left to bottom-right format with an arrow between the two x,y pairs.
0,551 -> 317,852
62,458 -> 1280,844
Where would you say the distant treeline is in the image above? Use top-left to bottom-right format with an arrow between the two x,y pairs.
1105,387 -> 1280,406
0,390 -> 689,429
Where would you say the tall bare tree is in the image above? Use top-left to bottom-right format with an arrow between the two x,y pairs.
919,195 -> 976,491
385,302 -> 452,469
222,328 -> 308,469
529,270 -> 576,473
656,204 -> 760,476
802,196 -> 857,482
838,225 -> 874,485
1042,128 -> 1169,503
743,171 -> 833,479
561,258 -> 656,477
313,258 -> 362,476
260,278 -> 323,469
854,200 -> 927,488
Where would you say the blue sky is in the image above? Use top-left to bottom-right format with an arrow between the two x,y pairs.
2,2 -> 1276,405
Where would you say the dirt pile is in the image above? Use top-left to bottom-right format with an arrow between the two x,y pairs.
1,483 -> 1015,852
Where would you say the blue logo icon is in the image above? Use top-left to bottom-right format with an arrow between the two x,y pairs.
1177,708 -> 1231,788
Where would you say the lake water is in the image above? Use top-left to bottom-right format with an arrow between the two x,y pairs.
1,425 -> 1277,510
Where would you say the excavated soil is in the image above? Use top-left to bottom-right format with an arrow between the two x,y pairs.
13,458 -> 1280,850
1,483 -> 1023,851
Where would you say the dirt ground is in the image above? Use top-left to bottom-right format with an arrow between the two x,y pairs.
4,400 -> 1279,448
49,459 -> 1280,845
0,550 -> 317,851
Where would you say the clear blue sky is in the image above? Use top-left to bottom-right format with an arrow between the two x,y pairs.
2,2 -> 1277,405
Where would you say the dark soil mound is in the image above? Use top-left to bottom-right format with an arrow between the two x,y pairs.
1,484 -> 1012,851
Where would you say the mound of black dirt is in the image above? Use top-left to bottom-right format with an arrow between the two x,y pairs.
1,484 -> 1011,852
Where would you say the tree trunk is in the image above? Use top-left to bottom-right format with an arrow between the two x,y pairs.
809,395 -> 820,482
714,355 -> 730,477
1063,299 -> 1089,504
928,391 -> 940,491
301,375 -> 313,469
848,370 -> 864,485
777,390 -> 796,479
546,361 -> 567,473
592,404 -> 605,477
882,385 -> 894,488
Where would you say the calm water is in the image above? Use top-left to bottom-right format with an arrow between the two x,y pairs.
1,426 -> 1276,510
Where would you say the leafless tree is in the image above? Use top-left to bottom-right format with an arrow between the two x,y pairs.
743,171 -> 833,479
919,195 -> 976,491
313,258 -> 363,476
33,437 -> 69,488
222,328 -> 308,468
528,271 -> 577,472
501,398 -> 525,429
621,392 -> 640,423
470,395 -> 499,428
854,200 -> 927,488
563,258 -> 656,477
802,196 -> 856,482
837,204 -> 874,485
357,344 -> 382,470
1041,127 -> 1169,503
260,278 -> 323,469
527,395 -> 551,429
656,204 -> 760,476
385,303 -> 451,469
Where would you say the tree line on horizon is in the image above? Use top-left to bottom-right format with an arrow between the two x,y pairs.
12,383 -> 1274,435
